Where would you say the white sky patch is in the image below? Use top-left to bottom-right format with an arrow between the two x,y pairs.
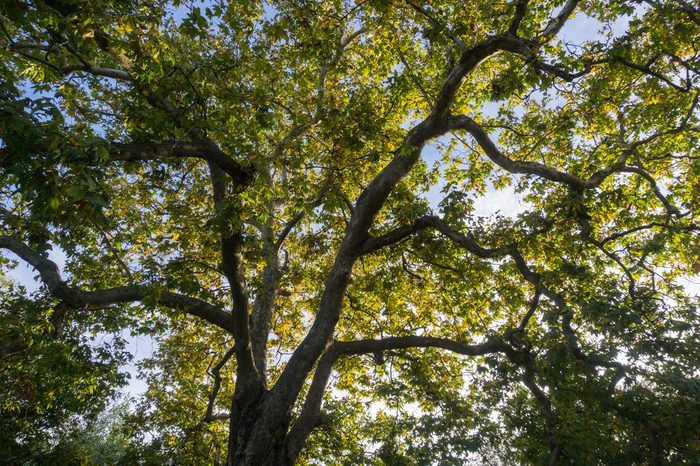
121,331 -> 157,398
473,183 -> 528,218
421,139 -> 529,219
675,275 -> 700,298
558,5 -> 644,43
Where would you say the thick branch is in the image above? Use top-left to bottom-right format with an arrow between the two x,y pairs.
336,334 -> 508,356
285,344 -> 339,460
449,115 -> 691,195
360,216 -> 435,254
268,34 -> 512,420
518,286 -> 542,331
0,235 -> 236,333
431,35 -> 529,122
206,163 -> 260,389
508,0 -> 530,35
110,141 -> 253,185
286,335 -> 508,459
540,0 -> 579,39
271,11 -> 583,453
0,140 -> 253,185
58,63 -> 132,81
448,115 -> 612,189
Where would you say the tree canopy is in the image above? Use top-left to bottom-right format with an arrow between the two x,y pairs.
1,0 -> 700,464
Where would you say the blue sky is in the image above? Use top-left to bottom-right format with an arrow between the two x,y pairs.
8,2 -> 695,403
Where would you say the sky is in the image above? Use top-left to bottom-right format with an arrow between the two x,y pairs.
5,1 -> 698,404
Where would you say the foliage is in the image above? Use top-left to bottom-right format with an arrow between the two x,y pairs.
1,0 -> 699,464
0,274 -> 130,463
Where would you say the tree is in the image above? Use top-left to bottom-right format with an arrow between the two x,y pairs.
1,0 -> 699,464
0,273 -> 130,463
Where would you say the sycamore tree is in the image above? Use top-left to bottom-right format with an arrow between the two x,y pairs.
1,0 -> 700,464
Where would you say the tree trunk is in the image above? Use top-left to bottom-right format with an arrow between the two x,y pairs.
226,391 -> 295,466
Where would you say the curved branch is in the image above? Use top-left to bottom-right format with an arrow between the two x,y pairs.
448,115 -> 616,189
58,63 -> 132,81
110,141 -> 253,185
0,235 -> 236,333
286,335 -> 508,459
203,345 -> 237,422
539,0 -> 580,40
449,115 -> 692,195
275,210 -> 305,251
600,221 -> 698,245
611,55 -> 694,93
509,0 -> 530,35
518,286 -> 542,331
508,255 -> 629,396
273,10 -> 585,448
360,216 -> 434,254
3,29 -> 132,81
335,334 -> 508,356
431,35 -> 527,122
269,34 -> 512,417
0,140 -> 253,185
401,216 -> 627,399
530,58 -> 595,82
361,213 -> 505,257
423,216 -> 503,258
618,166 -> 680,217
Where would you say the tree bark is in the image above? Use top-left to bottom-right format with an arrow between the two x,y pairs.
226,390 -> 292,466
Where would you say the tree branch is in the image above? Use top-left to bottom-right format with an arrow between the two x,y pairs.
505,347 -> 564,464
539,0 -> 579,40
286,334 -> 508,458
275,210 -> 305,252
0,235 -> 236,333
203,345 -> 237,422
269,34 -> 512,419
448,115 -> 690,194
508,0 -> 530,35
110,141 -> 253,185
58,63 -> 132,81
273,10 -> 583,443
448,115 -> 609,189
425,218 -> 629,400
360,216 -> 434,254
618,166 -> 680,217
335,334 -> 508,355
611,55 -> 693,92
207,162 -> 260,388
0,140 -> 254,186
518,286 -> 542,331
285,344 -> 339,460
